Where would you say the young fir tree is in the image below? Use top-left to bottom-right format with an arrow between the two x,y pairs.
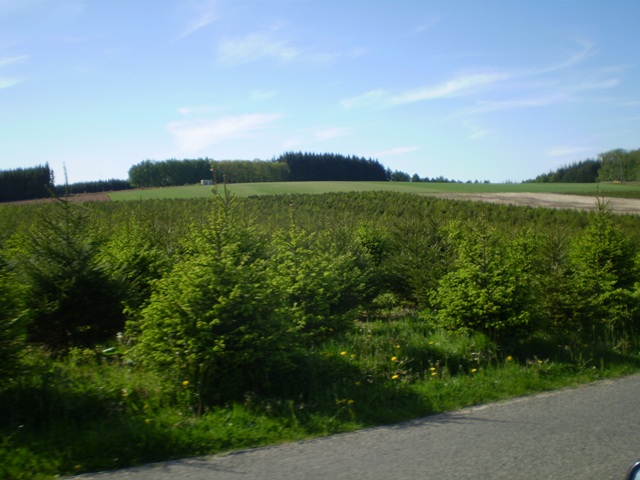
10,197 -> 124,350
432,220 -> 538,345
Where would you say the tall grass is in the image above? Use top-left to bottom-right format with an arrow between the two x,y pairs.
3,316 -> 639,479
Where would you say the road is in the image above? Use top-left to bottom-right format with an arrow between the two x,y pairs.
73,374 -> 640,480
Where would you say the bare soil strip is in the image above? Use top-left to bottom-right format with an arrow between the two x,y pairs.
432,192 -> 640,215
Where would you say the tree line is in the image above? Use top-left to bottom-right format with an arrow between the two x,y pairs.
0,164 -> 54,202
527,147 -> 640,183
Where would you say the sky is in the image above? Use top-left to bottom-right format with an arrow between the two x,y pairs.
1,0 -> 639,184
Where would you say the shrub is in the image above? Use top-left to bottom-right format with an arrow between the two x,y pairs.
432,220 -> 538,345
9,198 -> 124,350
130,192 -> 296,408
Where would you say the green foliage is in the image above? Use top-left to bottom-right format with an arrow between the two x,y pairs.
99,207 -> 173,316
130,192 -> 295,406
385,212 -> 453,307
569,200 -> 640,337
0,164 -> 54,202
597,148 -> 640,182
271,219 -> 368,342
9,198 -> 124,350
0,257 -> 26,380
432,220 -> 537,344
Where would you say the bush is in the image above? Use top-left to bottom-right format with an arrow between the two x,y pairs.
9,198 -> 124,350
432,220 -> 538,344
130,192 -> 297,408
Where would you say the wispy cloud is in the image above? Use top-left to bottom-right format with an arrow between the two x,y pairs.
545,146 -> 594,158
341,89 -> 388,109
342,72 -> 508,109
217,31 -> 297,66
389,73 -> 509,106
404,16 -> 441,36
173,0 -> 217,41
177,105 -> 227,116
314,127 -> 351,140
373,146 -> 421,156
167,113 -> 282,151
0,54 -> 27,67
0,77 -> 22,89
0,54 -> 27,89
462,120 -> 491,140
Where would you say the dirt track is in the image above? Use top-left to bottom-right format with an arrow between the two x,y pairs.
433,192 -> 640,215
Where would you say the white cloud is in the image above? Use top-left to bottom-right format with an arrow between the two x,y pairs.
0,54 -> 27,67
404,16 -> 442,36
217,32 -> 298,66
341,89 -> 389,109
177,105 -> 226,116
173,0 -> 217,41
373,146 -> 421,156
390,73 -> 509,105
0,77 -> 22,88
314,127 -> 351,140
167,113 -> 283,151
545,146 -> 593,158
462,120 -> 490,140
342,73 -> 508,110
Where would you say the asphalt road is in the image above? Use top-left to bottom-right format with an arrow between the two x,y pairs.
73,374 -> 640,480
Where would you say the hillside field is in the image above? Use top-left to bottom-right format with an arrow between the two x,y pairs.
108,181 -> 640,201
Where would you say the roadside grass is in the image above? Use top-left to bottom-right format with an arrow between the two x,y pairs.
107,181 -> 640,201
3,316 -> 640,479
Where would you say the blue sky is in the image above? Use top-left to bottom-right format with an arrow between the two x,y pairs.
1,0 -> 639,184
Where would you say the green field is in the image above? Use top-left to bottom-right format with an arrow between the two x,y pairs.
108,181 -> 640,201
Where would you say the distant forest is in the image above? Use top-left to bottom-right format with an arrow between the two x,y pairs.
527,148 -> 640,183
4,147 -> 639,203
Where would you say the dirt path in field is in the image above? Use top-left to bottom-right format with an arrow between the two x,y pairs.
0,193 -> 111,206
431,192 -> 640,215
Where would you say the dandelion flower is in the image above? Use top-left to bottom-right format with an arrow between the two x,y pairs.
428,341 -> 434,345
182,380 -> 190,386
391,374 -> 399,380
395,345 -> 401,349
340,351 -> 347,356
350,354 -> 356,359
431,372 -> 438,377
471,368 -> 477,373
391,356 -> 398,362
506,356 -> 513,362
429,367 -> 436,371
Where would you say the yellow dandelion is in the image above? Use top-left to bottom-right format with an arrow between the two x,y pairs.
429,367 -> 436,371
182,380 -> 190,386
471,368 -> 477,373
391,374 -> 399,380
391,356 -> 398,362
431,372 -> 438,377
340,351 -> 347,356
350,354 -> 356,359
506,356 -> 513,362
395,344 -> 401,349
428,341 -> 434,345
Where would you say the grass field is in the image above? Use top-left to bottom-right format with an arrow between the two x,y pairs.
108,181 -> 640,201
